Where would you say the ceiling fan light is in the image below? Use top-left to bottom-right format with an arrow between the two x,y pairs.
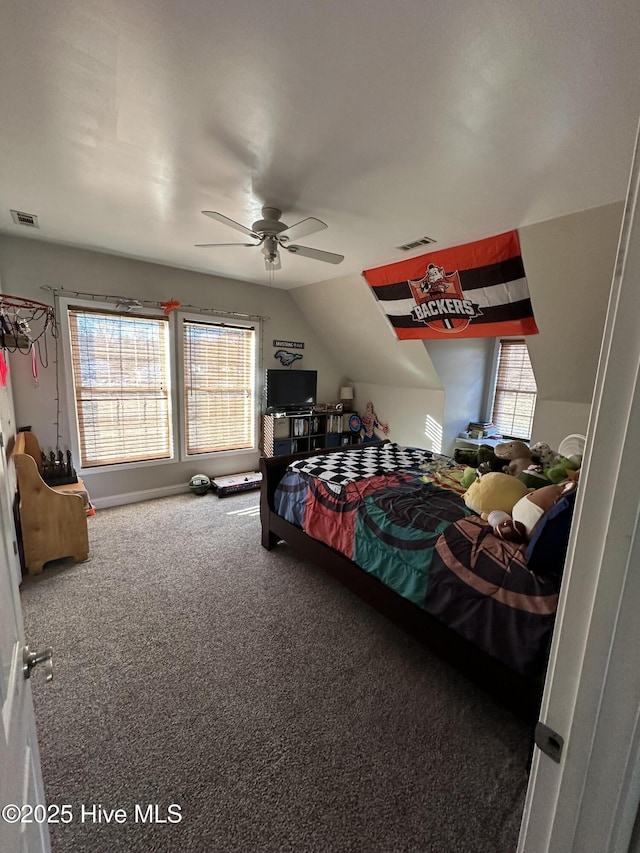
262,236 -> 279,265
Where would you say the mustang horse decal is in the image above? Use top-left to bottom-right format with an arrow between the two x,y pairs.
274,349 -> 303,366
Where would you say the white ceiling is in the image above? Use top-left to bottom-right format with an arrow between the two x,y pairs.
1,0 -> 639,290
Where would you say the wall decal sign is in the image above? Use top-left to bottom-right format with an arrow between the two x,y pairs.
273,339 -> 304,349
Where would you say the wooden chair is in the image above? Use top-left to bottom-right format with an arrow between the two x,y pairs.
13,432 -> 90,574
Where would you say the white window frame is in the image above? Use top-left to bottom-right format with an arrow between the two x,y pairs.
59,297 -> 180,474
485,337 -> 537,441
176,310 -> 260,462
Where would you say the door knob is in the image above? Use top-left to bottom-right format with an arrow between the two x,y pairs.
22,645 -> 54,683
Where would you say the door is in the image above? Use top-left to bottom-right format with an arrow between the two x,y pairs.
0,428 -> 50,853
518,118 -> 640,851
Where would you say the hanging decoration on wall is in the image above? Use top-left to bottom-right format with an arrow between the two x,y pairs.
361,401 -> 389,443
363,230 -> 539,340
0,295 -> 58,378
160,298 -> 181,315
274,349 -> 303,366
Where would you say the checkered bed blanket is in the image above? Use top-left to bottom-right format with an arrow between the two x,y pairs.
288,443 -> 433,488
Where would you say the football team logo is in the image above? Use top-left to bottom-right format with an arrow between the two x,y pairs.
408,263 -> 481,333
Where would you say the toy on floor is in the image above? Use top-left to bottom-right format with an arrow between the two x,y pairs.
189,474 -> 211,495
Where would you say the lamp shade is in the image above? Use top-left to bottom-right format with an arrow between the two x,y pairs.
340,386 -> 354,401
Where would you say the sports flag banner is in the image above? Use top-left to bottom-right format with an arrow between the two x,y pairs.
363,230 -> 538,340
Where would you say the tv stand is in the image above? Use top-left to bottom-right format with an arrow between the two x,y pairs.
262,410 -> 359,457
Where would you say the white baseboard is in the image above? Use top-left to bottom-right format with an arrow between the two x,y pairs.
92,484 -> 189,510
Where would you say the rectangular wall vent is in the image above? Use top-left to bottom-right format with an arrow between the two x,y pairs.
396,236 -> 436,251
10,210 -> 39,228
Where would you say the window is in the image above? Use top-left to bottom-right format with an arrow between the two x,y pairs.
491,339 -> 537,440
67,307 -> 173,467
183,319 -> 256,454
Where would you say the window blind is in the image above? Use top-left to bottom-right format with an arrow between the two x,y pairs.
68,309 -> 173,467
491,339 -> 537,440
183,320 -> 255,454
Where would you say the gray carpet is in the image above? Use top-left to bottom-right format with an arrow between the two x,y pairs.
20,490 -> 529,853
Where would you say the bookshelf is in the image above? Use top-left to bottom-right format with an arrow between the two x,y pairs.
262,411 -> 360,457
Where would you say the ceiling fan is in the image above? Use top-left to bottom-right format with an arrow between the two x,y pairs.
195,206 -> 345,270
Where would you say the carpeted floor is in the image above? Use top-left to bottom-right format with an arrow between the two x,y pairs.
20,490 -> 530,853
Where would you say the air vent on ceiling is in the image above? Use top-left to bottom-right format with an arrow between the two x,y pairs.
10,210 -> 39,228
396,236 -> 436,251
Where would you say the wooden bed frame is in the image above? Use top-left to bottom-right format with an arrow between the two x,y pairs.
259,443 -> 544,722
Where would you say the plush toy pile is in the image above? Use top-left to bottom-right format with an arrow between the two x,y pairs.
457,435 -> 582,544
463,469 -> 579,545
459,435 -> 583,576
490,480 -> 577,542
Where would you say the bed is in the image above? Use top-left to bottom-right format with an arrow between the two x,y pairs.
260,441 -> 572,720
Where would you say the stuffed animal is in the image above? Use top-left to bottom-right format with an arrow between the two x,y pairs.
490,514 -> 528,542
454,444 -> 502,471
494,440 -> 533,476
460,466 -> 478,489
464,472 -> 530,518
546,455 -> 582,484
530,442 -> 560,470
518,466 -> 551,490
510,479 -> 577,538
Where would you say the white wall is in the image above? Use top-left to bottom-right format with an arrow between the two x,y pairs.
0,235 -> 344,504
529,400 -> 591,451
520,202 -> 623,443
424,338 -> 495,455
353,383 -> 445,451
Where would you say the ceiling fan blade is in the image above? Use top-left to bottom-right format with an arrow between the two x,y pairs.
279,217 -> 327,242
194,242 -> 259,248
285,244 -> 344,264
201,210 -> 257,238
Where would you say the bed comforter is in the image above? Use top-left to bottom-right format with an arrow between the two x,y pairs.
274,443 -> 559,677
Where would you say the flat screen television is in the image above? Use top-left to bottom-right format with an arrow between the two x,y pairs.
266,369 -> 317,412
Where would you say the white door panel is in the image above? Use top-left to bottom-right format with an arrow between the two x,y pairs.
0,425 -> 49,853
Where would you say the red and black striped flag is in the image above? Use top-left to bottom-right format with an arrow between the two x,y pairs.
363,230 -> 538,340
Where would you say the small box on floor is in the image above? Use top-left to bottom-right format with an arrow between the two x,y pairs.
211,471 -> 262,497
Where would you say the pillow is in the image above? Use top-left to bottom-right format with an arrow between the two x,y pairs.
525,489 -> 577,577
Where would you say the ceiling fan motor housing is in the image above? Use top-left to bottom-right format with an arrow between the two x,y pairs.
252,207 -> 287,236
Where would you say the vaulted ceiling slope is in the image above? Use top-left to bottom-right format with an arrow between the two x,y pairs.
1,0 -> 639,289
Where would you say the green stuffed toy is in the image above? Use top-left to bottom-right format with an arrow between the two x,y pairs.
518,468 -> 551,489
454,444 -> 502,472
546,455 -> 582,484
454,448 -> 480,466
461,466 -> 478,489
